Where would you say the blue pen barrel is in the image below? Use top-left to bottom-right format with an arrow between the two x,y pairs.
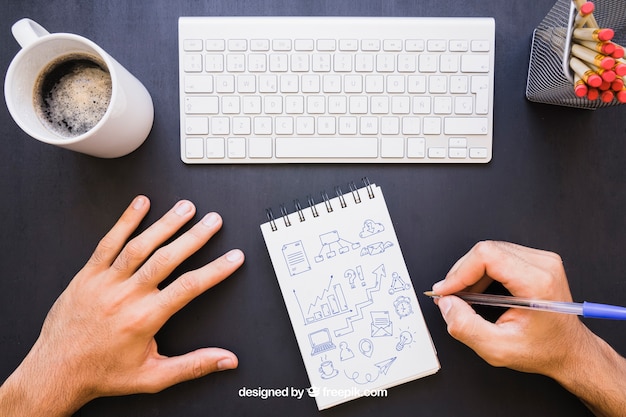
583,302 -> 626,320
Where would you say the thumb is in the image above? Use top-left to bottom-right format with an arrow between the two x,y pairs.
140,348 -> 239,393
436,296 -> 505,365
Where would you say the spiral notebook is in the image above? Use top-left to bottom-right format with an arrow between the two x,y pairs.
260,180 -> 440,410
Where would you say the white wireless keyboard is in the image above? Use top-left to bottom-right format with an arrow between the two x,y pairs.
178,16 -> 495,164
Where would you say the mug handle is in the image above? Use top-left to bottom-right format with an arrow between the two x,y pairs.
12,18 -> 50,48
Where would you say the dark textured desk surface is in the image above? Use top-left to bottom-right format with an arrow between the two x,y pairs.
1,1 -> 624,416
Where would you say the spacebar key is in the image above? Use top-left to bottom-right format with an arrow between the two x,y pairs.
275,137 -> 379,158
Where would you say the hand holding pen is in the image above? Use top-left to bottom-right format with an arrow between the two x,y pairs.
429,241 -> 626,416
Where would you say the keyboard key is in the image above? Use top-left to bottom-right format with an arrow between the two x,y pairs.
205,39 -> 225,51
339,39 -> 359,51
206,137 -> 225,158
469,147 -> 488,159
295,39 -> 314,51
228,39 -> 247,51
185,138 -> 204,158
184,96 -> 218,114
407,137 -> 425,158
250,39 -> 270,51
185,75 -> 213,93
183,39 -> 203,51
461,55 -> 490,72
227,137 -> 246,158
471,40 -> 490,52
185,117 -> 209,134
428,147 -> 446,158
275,137 -> 378,158
381,137 -> 404,157
444,117 -> 488,135
184,54 -> 202,72
249,137 -> 273,157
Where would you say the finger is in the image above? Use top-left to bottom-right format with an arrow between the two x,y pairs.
436,295 -> 512,367
86,196 -> 151,268
434,241 -> 562,298
133,212 -> 224,287
138,348 -> 238,393
154,249 -> 245,321
110,200 -> 196,275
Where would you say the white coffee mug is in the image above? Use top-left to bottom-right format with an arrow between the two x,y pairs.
4,18 -> 154,158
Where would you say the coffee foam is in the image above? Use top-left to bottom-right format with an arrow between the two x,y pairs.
36,57 -> 112,138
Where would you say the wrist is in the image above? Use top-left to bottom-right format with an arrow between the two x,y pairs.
549,324 -> 626,415
0,338 -> 92,417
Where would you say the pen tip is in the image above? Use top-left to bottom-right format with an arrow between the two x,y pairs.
423,291 -> 437,297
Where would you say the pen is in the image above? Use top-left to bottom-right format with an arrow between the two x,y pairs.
423,291 -> 626,320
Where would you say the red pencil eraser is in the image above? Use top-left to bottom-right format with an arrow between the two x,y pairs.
587,73 -> 603,87
612,45 -> 625,59
617,89 -> 626,104
600,56 -> 616,70
587,88 -> 600,101
600,70 -> 616,82
601,90 -> 615,103
614,63 -> 626,77
600,80 -> 611,91
602,42 -> 616,55
580,1 -> 595,16
574,83 -> 588,97
580,2 -> 595,14
611,78 -> 624,91
598,29 -> 615,42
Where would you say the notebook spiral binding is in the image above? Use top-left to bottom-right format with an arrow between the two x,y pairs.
265,177 -> 375,232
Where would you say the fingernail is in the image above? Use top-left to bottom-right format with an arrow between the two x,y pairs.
202,212 -> 220,227
438,297 -> 453,319
432,280 -> 444,293
226,249 -> 244,263
175,201 -> 194,216
217,357 -> 236,371
132,196 -> 147,210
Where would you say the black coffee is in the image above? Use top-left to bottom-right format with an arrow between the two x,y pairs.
34,54 -> 112,138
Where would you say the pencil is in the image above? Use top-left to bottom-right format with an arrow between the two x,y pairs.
574,73 -> 589,97
573,1 -> 595,28
572,0 -> 599,28
570,56 -> 603,87
576,40 -> 615,55
573,27 -> 614,42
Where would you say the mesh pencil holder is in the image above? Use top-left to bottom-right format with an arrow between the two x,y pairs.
526,0 -> 626,109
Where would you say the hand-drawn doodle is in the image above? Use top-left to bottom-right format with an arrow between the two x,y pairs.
393,295 -> 414,319
344,357 -> 397,385
396,330 -> 414,351
314,230 -> 360,263
360,241 -> 393,256
344,265 -> 366,288
358,338 -> 374,358
359,219 -> 385,238
282,241 -> 311,276
339,342 -> 355,361
319,356 -> 339,379
309,328 -> 337,356
388,272 -> 411,294
370,311 -> 393,337
294,275 -> 350,325
334,264 -> 385,337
